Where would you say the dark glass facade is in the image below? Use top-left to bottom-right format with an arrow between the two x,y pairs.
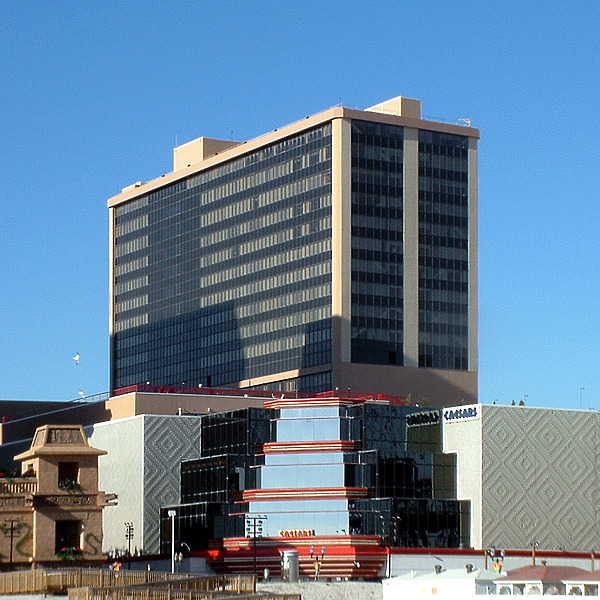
111,104 -> 475,399
350,120 -> 404,366
113,125 -> 333,391
418,130 -> 470,370
161,400 -> 466,553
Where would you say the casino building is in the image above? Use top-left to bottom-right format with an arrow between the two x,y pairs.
442,402 -> 600,552
3,389 -> 600,577
160,391 -> 466,579
156,398 -> 600,578
108,96 -> 479,407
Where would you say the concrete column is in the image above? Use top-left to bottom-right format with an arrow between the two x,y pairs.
403,128 -> 419,368
331,118 -> 352,371
109,207 -> 116,392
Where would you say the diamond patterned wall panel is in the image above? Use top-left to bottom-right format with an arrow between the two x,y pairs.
481,405 -> 600,551
143,415 -> 202,552
88,418 -> 144,553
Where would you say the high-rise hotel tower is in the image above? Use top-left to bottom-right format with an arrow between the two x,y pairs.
109,96 -> 479,407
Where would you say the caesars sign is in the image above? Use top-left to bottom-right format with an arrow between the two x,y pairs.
443,405 -> 478,423
279,529 -> 315,538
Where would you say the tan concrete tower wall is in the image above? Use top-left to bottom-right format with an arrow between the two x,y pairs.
331,117 -> 352,371
402,128 -> 420,368
108,208 -> 115,342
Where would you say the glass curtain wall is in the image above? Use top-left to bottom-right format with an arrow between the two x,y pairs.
350,120 -> 404,366
113,125 -> 333,390
166,402 -> 464,549
418,130 -> 469,370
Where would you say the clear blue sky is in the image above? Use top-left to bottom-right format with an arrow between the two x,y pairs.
1,2 -> 599,409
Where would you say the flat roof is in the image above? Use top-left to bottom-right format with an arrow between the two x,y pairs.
108,102 -> 479,209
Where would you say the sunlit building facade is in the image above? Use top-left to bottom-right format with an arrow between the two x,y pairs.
109,96 -> 479,406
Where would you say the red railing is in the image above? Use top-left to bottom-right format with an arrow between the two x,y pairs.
113,385 -> 407,405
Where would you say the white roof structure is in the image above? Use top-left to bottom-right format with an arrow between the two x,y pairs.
383,566 -> 499,597
495,564 -> 600,596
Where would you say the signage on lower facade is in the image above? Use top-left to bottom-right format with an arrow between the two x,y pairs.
406,411 -> 440,427
443,405 -> 478,422
279,529 -> 315,538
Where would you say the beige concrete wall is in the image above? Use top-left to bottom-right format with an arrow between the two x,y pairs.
335,362 -> 477,407
366,96 -> 422,118
33,455 -> 99,494
108,205 -> 115,342
331,117 -> 352,369
31,502 -> 104,562
236,364 -> 332,389
33,510 -> 55,561
442,406 -> 482,548
76,456 -> 100,493
173,137 -> 239,171
34,506 -> 103,559
105,392 -> 267,421
105,393 -> 137,420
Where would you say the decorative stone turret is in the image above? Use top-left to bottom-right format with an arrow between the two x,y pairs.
0,425 -> 117,566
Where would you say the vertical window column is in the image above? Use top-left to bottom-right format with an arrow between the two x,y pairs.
467,137 -> 478,372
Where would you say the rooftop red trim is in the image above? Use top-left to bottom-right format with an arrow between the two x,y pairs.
388,547 -> 599,560
113,385 -> 408,405
240,486 -> 369,502
113,384 -> 313,399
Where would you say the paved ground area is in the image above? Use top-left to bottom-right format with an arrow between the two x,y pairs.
257,580 -> 383,600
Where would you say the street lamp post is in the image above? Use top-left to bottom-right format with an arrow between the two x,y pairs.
168,510 -> 176,574
124,522 -> 134,570
245,514 -> 267,578
310,545 -> 326,580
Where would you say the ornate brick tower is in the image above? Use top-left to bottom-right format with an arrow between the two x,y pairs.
0,424 -> 117,565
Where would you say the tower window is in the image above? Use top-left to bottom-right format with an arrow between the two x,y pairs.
58,462 -> 79,488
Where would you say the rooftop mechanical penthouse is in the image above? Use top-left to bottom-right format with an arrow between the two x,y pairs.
108,96 -> 479,406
